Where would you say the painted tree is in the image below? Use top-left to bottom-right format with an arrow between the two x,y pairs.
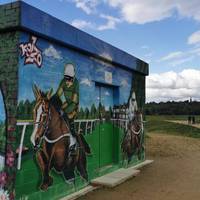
90,104 -> 97,119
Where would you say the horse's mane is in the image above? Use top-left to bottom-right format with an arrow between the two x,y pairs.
49,94 -> 62,113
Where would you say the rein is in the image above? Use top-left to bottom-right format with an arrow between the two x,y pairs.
131,127 -> 141,135
36,103 -> 70,146
130,114 -> 143,135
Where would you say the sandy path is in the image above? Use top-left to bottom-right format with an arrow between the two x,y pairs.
78,134 -> 200,200
166,120 -> 200,129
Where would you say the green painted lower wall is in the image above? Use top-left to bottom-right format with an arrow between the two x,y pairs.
15,121 -> 145,200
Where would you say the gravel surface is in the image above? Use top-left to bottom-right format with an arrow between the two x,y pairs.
78,133 -> 200,200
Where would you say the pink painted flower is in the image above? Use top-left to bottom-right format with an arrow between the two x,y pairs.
6,150 -> 15,168
0,172 -> 7,187
0,188 -> 9,200
9,191 -> 15,200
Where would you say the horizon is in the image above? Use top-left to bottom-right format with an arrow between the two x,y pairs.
0,0 -> 200,103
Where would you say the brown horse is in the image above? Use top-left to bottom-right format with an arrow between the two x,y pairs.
30,85 -> 88,190
121,111 -> 144,164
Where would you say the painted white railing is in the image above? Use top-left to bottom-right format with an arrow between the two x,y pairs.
16,121 -> 33,170
111,118 -> 129,130
75,119 -> 100,135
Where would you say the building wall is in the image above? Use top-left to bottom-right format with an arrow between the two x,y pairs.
0,3 -> 21,198
0,3 -> 147,198
14,32 -> 146,199
0,31 -> 19,200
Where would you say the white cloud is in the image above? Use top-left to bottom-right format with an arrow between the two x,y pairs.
44,45 -> 62,59
146,69 -> 200,102
188,30 -> 200,45
99,52 -> 113,61
159,51 -> 184,62
71,15 -> 121,31
141,45 -> 149,49
72,0 -> 99,14
105,0 -> 200,24
80,78 -> 92,86
169,56 -> 194,67
158,46 -> 200,66
71,19 -> 94,29
70,0 -> 200,29
97,14 -> 121,31
105,91 -> 110,96
121,79 -> 128,87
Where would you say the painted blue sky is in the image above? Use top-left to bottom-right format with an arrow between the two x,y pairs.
18,33 -> 132,110
1,0 -> 200,102
0,91 -> 5,122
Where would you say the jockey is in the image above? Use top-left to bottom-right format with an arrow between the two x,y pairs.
128,91 -> 138,121
55,63 -> 79,154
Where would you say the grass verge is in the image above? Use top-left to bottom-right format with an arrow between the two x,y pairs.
146,115 -> 200,138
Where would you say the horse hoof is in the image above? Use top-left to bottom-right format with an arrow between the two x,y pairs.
82,175 -> 88,182
48,176 -> 53,187
40,183 -> 49,191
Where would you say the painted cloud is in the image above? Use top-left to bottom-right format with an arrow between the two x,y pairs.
44,45 -> 62,60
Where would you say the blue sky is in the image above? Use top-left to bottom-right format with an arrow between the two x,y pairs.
1,0 -> 200,102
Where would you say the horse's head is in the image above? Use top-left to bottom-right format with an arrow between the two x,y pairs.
30,85 -> 53,148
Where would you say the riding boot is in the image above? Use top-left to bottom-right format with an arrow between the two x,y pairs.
68,119 -> 78,156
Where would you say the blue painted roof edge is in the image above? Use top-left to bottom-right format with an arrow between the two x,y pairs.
18,1 -> 148,75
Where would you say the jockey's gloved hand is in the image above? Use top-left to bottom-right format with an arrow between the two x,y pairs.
60,110 -> 64,116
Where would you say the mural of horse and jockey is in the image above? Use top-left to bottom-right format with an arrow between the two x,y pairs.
15,33 -> 145,199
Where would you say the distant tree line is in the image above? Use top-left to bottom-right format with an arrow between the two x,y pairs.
145,101 -> 200,115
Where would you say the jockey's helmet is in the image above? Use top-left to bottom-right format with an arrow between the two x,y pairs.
64,63 -> 75,77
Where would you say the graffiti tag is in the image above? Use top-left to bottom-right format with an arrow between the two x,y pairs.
19,36 -> 43,68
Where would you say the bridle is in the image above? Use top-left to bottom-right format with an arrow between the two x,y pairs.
34,100 -> 70,148
35,108 -> 50,130
130,113 -> 143,135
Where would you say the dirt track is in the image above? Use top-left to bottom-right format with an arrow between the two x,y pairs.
78,133 -> 200,200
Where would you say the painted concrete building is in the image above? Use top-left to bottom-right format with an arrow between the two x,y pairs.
0,1 -> 148,199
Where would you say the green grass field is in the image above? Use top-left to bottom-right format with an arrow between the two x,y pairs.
146,115 -> 200,138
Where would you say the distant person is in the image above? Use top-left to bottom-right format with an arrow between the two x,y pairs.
188,116 -> 191,124
192,116 -> 195,124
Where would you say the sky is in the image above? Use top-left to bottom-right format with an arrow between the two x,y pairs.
1,0 -> 200,102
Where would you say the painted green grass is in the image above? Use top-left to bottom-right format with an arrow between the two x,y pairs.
146,115 -> 200,138
15,122 -> 127,200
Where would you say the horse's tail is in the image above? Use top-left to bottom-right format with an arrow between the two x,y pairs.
78,134 -> 91,155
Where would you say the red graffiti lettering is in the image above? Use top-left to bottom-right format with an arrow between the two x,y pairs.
19,36 -> 43,68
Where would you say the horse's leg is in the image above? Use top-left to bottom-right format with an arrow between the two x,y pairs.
76,148 -> 88,181
52,143 -> 66,172
135,135 -> 142,160
62,150 -> 77,183
36,149 -> 53,190
137,134 -> 144,160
